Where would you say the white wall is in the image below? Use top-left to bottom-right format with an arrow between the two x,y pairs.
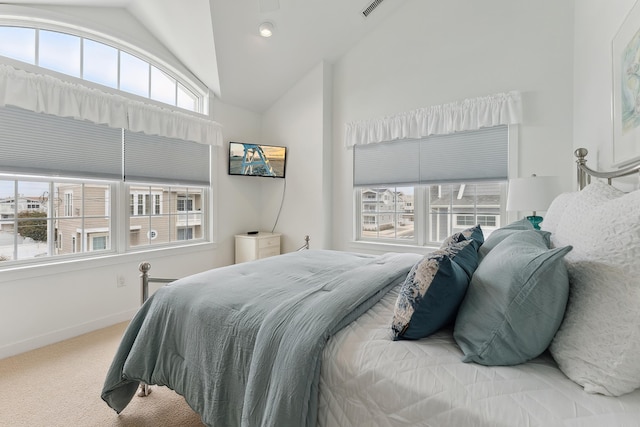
212,99 -> 264,263
573,0 -> 637,172
260,62 -> 332,252
0,246 -> 216,358
331,0 -> 575,253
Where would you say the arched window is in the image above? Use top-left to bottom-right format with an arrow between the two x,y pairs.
0,24 -> 205,113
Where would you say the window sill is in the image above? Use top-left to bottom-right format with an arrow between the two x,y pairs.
346,240 -> 439,256
0,241 -> 217,283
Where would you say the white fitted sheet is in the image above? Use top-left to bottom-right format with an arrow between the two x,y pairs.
318,286 -> 640,427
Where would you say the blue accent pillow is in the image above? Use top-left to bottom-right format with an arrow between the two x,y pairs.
453,230 -> 572,365
391,239 -> 479,340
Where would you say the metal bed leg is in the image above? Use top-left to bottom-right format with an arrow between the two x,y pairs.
135,262 -> 175,398
137,262 -> 152,397
297,235 -> 310,251
137,383 -> 152,397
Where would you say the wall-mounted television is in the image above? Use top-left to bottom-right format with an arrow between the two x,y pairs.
229,142 -> 287,178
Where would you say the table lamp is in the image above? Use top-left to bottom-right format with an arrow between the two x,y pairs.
506,174 -> 560,229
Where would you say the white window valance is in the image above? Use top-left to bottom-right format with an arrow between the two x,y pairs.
345,91 -> 522,147
0,64 -> 222,146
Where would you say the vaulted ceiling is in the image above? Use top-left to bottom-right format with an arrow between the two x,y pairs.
3,0 -> 404,112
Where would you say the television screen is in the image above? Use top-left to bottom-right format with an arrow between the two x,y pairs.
229,142 -> 287,178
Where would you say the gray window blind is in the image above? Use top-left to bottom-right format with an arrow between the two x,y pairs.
0,106 -> 122,179
124,130 -> 210,186
353,139 -> 420,186
0,106 -> 211,186
354,125 -> 508,186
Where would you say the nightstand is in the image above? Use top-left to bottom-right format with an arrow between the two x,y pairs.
235,232 -> 281,263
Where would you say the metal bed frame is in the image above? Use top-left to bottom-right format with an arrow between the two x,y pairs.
575,147 -> 640,190
136,234 -> 310,396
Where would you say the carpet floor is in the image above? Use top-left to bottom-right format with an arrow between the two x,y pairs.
0,322 -> 205,427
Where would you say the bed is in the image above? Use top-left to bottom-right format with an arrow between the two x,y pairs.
102,148 -> 640,427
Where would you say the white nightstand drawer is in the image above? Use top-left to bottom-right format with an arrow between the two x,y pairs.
258,246 -> 280,258
259,236 -> 279,249
235,232 -> 281,263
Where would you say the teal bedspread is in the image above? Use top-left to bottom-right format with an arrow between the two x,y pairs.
101,249 -> 420,427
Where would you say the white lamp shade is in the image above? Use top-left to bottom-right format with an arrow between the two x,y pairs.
506,175 -> 561,213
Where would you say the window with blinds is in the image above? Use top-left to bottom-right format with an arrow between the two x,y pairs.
0,106 -> 210,265
353,126 -> 509,246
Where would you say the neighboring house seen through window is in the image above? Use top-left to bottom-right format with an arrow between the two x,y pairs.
129,186 -> 204,248
0,180 -> 112,260
356,183 -> 505,245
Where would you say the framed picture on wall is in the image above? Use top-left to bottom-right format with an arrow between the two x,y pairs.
612,0 -> 640,166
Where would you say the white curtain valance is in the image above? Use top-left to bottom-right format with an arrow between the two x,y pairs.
344,91 -> 522,147
0,64 -> 222,146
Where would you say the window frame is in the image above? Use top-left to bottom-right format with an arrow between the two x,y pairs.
355,182 -> 507,247
355,187 -> 419,245
0,175 -> 212,269
0,176 -> 117,265
350,125 -> 519,252
0,17 -> 208,114
125,183 -> 208,252
177,195 -> 195,212
64,191 -> 73,217
0,100 -> 213,270
177,227 -> 194,241
90,233 -> 109,251
455,214 -> 476,227
130,190 -> 163,216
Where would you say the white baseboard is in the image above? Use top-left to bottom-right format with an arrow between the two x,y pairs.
0,309 -> 137,360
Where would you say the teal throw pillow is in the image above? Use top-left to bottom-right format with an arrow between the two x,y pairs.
453,230 -> 572,365
479,218 -> 550,259
392,239 -> 479,340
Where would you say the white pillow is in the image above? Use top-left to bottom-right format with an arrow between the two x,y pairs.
549,182 -> 640,396
540,191 -> 578,235
550,182 -> 624,248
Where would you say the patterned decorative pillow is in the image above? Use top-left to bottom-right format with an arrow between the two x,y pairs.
454,230 -> 572,366
549,183 -> 640,396
391,239 -> 478,340
440,224 -> 484,251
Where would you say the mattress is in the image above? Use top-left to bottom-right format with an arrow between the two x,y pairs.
318,285 -> 640,427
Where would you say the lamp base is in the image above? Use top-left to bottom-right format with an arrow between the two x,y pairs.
526,215 -> 543,230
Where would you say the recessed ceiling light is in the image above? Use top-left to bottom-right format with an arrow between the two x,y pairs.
259,22 -> 274,38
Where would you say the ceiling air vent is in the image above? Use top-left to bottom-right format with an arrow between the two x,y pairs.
361,0 -> 385,18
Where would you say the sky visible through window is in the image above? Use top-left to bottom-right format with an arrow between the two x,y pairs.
0,180 -> 48,199
0,26 -> 34,63
0,25 -> 198,112
83,39 -> 118,88
39,30 -> 80,77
